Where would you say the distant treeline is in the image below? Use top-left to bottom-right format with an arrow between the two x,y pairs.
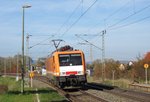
0,55 -> 45,74
87,52 -> 150,82
0,55 -> 22,73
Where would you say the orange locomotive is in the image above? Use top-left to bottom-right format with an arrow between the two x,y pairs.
45,45 -> 87,88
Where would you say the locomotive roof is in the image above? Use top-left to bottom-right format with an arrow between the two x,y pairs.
48,50 -> 83,57
47,45 -> 84,57
54,50 -> 83,54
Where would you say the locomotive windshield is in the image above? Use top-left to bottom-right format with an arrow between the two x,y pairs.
59,54 -> 82,66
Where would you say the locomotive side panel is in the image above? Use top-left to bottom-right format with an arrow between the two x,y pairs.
46,54 -> 56,82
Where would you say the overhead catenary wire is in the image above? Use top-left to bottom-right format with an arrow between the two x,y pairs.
56,0 -> 83,34
108,3 -> 150,29
85,0 -> 132,33
104,0 -> 131,21
27,1 -> 150,60
75,34 -> 102,50
29,0 -> 98,51
74,30 -> 106,47
29,35 -> 55,37
29,35 -> 54,49
110,15 -> 150,30
92,2 -> 150,35
28,1 -> 83,49
81,0 -> 84,14
85,1 -> 150,36
60,0 -> 98,37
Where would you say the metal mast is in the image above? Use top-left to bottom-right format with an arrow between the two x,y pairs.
101,30 -> 106,81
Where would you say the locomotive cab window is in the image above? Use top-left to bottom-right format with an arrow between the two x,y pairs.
59,54 -> 82,66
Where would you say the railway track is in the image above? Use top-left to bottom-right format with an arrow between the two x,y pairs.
2,74 -> 150,102
34,76 -> 150,102
34,76 -> 109,102
78,89 -> 109,102
86,82 -> 150,102
63,88 -> 109,102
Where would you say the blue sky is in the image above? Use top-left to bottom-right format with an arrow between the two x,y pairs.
0,0 -> 150,61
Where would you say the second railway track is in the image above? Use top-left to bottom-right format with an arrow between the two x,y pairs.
86,82 -> 150,102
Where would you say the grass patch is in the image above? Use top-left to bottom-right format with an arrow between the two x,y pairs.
87,76 -> 131,89
103,79 -> 131,89
39,88 -> 68,102
0,77 -> 68,102
0,77 -> 34,102
0,77 -> 19,91
0,93 -> 34,102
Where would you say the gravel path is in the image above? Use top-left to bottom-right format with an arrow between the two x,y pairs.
32,79 -> 50,88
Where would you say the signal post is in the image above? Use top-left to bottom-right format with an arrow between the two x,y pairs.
144,64 -> 149,84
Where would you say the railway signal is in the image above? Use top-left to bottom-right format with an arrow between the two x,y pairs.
144,64 -> 149,84
29,71 -> 34,78
144,64 -> 149,69
29,71 -> 34,88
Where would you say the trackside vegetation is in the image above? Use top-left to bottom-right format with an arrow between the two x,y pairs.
0,77 -> 68,102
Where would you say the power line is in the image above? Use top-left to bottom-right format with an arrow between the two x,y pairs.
108,3 -> 150,29
56,0 -> 82,34
85,0 -> 132,33
86,1 -> 150,36
110,15 -> 150,30
75,33 -> 100,36
29,1 -> 82,48
29,35 -> 54,49
81,0 -> 84,14
75,34 -> 102,50
60,0 -> 98,37
29,35 -> 54,37
75,31 -> 106,81
28,1 -> 98,50
74,32 -> 102,45
105,0 -> 131,21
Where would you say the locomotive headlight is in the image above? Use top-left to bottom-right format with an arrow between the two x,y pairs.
60,72 -> 66,75
62,72 -> 66,75
77,71 -> 83,74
